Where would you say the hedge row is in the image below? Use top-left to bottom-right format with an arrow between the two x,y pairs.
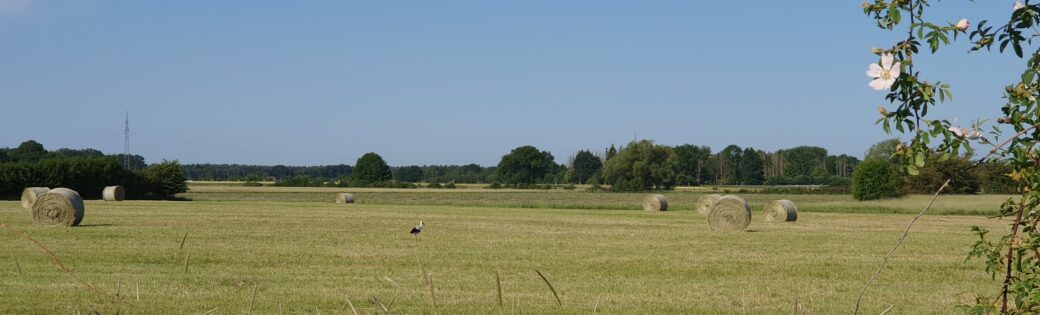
0,157 -> 185,200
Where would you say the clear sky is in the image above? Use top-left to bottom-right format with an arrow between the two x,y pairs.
0,1 -> 1023,166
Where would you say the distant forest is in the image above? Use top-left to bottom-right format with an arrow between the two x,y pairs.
181,163 -> 496,184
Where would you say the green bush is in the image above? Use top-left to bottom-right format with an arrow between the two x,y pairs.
828,176 -> 851,187
764,176 -> 791,185
900,156 -> 978,194
977,160 -> 1016,194
139,160 -> 188,198
274,175 -> 325,187
852,159 -> 904,200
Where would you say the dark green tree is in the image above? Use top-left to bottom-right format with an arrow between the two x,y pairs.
738,147 -> 765,185
601,140 -> 678,191
717,145 -> 743,185
395,165 -> 424,183
780,146 -> 828,177
111,154 -> 147,170
496,146 -> 556,185
570,150 -> 602,184
864,138 -> 903,162
851,159 -> 903,201
352,153 -> 392,185
11,140 -> 46,162
674,144 -> 712,186
606,145 -> 618,161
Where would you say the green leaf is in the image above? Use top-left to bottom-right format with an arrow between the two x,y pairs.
907,164 -> 920,176
1023,70 -> 1036,85
938,152 -> 950,162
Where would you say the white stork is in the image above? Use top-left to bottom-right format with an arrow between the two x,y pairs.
410,220 -> 425,240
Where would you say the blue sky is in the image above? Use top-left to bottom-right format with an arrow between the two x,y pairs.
0,1 -> 1024,166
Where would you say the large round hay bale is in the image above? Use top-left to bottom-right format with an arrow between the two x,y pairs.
32,188 -> 85,227
335,193 -> 355,204
707,195 -> 752,232
763,199 -> 798,222
20,187 -> 49,209
696,194 -> 723,215
102,185 -> 125,201
642,194 -> 668,211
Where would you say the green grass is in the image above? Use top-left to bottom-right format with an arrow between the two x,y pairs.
0,190 -> 1013,314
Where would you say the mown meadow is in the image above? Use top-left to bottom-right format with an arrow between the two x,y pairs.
0,184 -> 1015,314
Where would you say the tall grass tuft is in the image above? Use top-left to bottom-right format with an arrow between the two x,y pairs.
179,232 -> 188,250
424,271 -> 436,308
495,271 -> 503,308
535,270 -> 562,307
341,295 -> 358,315
183,251 -> 191,274
248,286 -> 257,315
13,255 -> 24,279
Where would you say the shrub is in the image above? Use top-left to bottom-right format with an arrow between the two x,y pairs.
900,156 -> 978,194
139,160 -> 188,198
851,159 -> 904,200
793,175 -> 813,185
977,161 -> 1016,194
764,176 -> 791,186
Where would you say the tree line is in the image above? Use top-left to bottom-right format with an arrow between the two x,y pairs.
0,140 -> 186,199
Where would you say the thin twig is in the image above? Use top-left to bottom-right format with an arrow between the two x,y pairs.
880,305 -> 895,315
202,307 -> 219,315
535,270 -> 562,307
853,179 -> 950,314
116,280 -> 121,298
1001,202 -> 1028,313
136,282 -> 140,302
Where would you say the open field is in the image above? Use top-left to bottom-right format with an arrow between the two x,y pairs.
0,186 -> 1016,314
184,184 -> 1011,216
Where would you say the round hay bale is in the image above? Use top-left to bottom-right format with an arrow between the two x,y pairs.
335,193 -> 355,204
707,195 -> 752,232
102,185 -> 125,201
20,187 -> 50,209
32,188 -> 85,227
763,199 -> 798,222
696,194 -> 723,215
642,194 -> 668,211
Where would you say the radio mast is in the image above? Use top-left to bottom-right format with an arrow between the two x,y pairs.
124,111 -> 131,170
